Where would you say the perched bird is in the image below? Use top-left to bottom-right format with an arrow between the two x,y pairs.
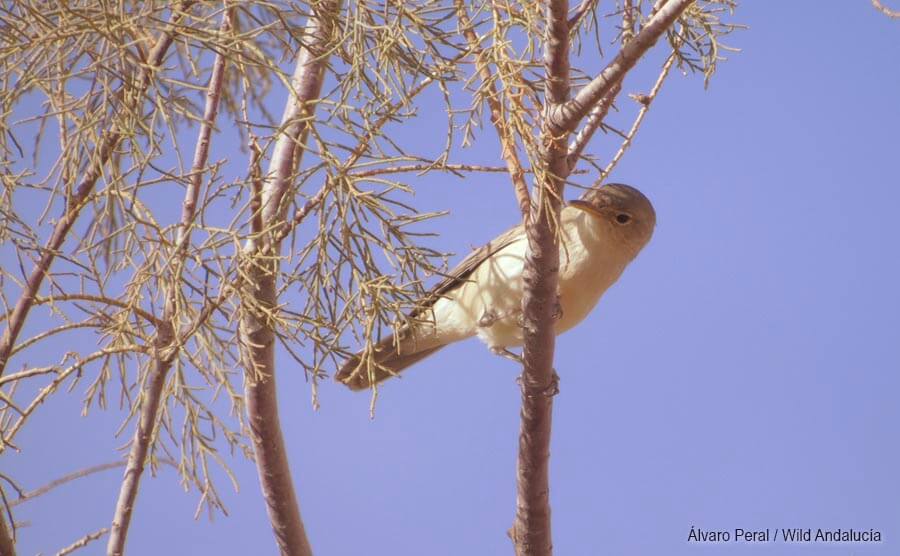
335,183 -> 655,390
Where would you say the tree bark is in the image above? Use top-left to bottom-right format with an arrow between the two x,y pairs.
510,4 -> 695,553
239,3 -> 340,554
511,2 -> 571,555
0,511 -> 15,556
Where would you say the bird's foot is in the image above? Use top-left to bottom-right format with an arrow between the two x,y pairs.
490,346 -> 523,364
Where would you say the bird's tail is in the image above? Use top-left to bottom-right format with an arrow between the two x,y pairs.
335,331 -> 446,391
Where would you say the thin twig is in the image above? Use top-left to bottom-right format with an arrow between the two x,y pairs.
0,295 -> 163,329
595,52 -> 677,185
566,82 -> 622,170
12,460 -> 177,507
56,528 -> 109,556
0,1 -> 199,379
4,346 -> 147,449
350,163 -> 589,179
553,0 -> 694,132
566,0 -> 634,170
0,366 -> 58,387
567,0 -> 598,28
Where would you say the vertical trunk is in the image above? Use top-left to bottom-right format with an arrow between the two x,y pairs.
511,2 -> 570,555
239,3 -> 340,554
241,266 -> 312,555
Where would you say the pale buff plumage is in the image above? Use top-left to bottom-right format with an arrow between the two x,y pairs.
336,183 -> 656,390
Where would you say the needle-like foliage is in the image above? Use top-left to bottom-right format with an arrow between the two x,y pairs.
0,1 -> 738,554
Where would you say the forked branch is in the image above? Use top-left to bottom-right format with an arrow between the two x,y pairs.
552,0 -> 694,132
0,1 -> 198,379
107,9 -> 231,556
239,3 -> 341,555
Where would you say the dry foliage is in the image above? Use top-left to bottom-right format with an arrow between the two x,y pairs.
0,1 -> 738,554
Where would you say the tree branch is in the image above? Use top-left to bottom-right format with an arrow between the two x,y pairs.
873,0 -> 900,18
567,0 -> 598,28
455,1 -> 532,220
239,3 -> 341,555
3,346 -> 148,451
595,52 -> 677,185
349,163 -> 587,179
57,528 -> 109,556
106,9 -> 230,556
0,295 -> 164,329
511,1 -> 570,555
13,460 -> 178,508
566,0 -> 635,170
0,509 -> 14,556
552,0 -> 693,133
0,1 -> 198,379
259,3 -> 338,228
566,82 -> 622,170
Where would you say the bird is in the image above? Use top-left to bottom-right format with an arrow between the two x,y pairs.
335,183 -> 656,391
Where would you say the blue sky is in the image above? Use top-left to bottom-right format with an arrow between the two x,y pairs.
4,2 -> 900,555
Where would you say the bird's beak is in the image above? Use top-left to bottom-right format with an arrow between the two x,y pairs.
569,199 -> 603,218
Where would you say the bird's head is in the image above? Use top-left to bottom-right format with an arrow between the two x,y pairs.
569,183 -> 656,253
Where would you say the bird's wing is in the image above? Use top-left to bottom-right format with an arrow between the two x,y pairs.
411,222 -> 525,316
336,222 -> 525,388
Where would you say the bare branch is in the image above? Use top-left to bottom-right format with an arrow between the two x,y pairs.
258,3 -> 340,230
566,82 -> 622,170
873,0 -> 900,18
0,295 -> 163,329
0,366 -> 59,387
553,0 -> 694,132
4,346 -> 148,449
57,528 -> 109,556
14,461 -> 135,508
567,0 -> 634,170
7,321 -> 101,361
349,163 -> 584,179
595,52 -> 677,185
568,0 -> 599,28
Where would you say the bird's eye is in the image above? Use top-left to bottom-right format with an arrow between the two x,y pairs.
615,213 -> 631,224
